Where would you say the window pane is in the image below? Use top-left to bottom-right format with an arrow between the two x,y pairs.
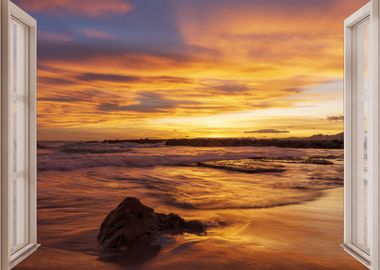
10,18 -> 29,252
352,17 -> 370,253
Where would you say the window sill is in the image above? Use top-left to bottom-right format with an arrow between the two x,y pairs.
341,243 -> 371,269
10,243 -> 40,269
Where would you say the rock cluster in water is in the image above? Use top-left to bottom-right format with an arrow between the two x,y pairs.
98,197 -> 206,253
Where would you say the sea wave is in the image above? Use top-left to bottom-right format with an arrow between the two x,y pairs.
37,141 -> 340,172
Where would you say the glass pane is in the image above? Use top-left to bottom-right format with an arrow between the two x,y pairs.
10,18 -> 29,252
352,17 -> 370,253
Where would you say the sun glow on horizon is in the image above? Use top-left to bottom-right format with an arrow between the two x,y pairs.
12,0 -> 367,141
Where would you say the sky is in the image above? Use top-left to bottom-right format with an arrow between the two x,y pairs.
15,0 -> 368,141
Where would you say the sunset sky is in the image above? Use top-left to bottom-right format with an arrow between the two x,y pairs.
15,0 -> 368,141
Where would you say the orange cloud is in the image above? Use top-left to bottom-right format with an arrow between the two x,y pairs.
34,0 -> 368,140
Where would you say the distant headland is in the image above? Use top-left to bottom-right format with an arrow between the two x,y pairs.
102,132 -> 344,149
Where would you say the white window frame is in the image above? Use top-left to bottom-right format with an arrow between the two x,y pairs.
1,1 -> 38,269
344,1 -> 380,270
0,0 -> 378,270
373,1 -> 380,270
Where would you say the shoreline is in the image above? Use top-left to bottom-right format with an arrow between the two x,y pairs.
15,188 -> 366,270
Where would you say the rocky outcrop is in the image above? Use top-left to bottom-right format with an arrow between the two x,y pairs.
250,157 -> 334,165
198,159 -> 286,173
98,197 -> 206,253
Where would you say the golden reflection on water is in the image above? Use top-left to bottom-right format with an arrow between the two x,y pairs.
15,145 -> 365,270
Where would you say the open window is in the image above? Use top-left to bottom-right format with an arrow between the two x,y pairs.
0,0 -> 379,269
1,0 -> 38,269
344,1 -> 379,269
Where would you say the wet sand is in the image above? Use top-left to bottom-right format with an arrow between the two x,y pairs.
16,188 -> 366,270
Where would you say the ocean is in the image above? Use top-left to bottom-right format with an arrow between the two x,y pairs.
16,142 -> 365,270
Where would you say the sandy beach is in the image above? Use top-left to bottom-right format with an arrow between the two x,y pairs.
16,188 -> 366,270
13,143 -> 364,270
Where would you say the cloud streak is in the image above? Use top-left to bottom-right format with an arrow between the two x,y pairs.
97,92 -> 195,113
327,115 -> 344,121
245,129 -> 290,134
15,0 -> 133,17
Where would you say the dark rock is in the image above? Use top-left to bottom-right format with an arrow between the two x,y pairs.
305,158 -> 334,165
98,197 -> 206,253
37,143 -> 48,149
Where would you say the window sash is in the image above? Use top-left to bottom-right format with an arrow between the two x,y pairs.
1,1 -> 38,269
344,1 -> 380,269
